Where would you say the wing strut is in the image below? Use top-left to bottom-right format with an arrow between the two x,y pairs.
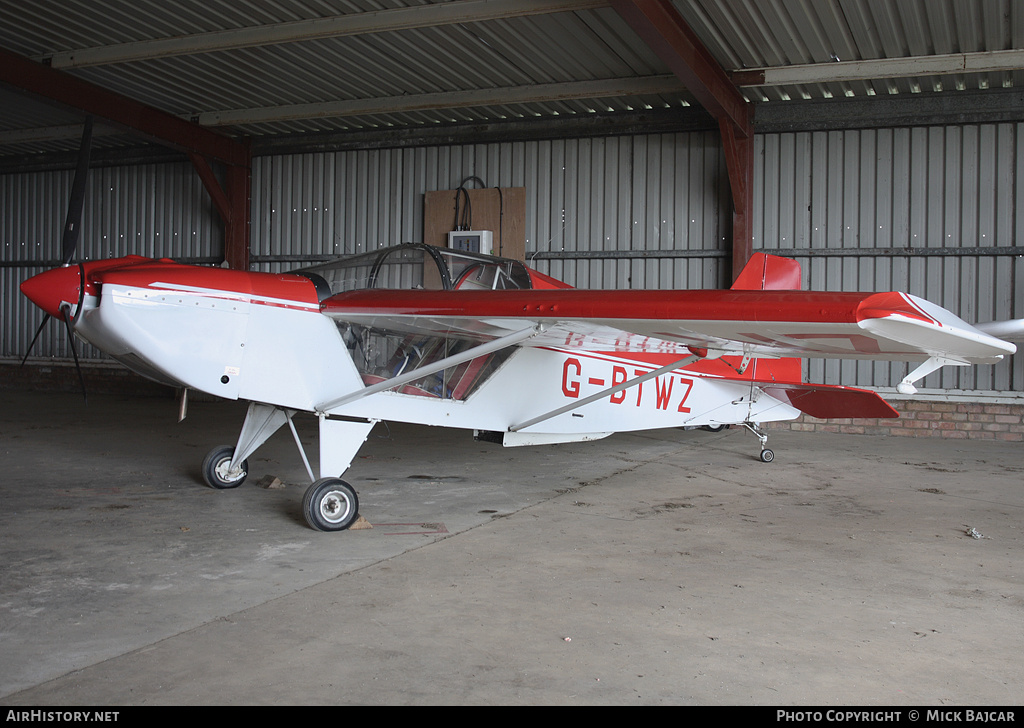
509,353 -> 700,432
316,325 -> 543,413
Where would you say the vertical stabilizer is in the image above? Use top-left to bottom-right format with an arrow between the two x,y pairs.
730,253 -> 804,386
731,252 -> 801,291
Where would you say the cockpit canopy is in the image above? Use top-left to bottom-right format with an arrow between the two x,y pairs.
292,244 -> 534,401
293,242 -> 533,298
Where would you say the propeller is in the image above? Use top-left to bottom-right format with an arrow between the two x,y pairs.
62,117 -> 93,264
19,117 -> 94,402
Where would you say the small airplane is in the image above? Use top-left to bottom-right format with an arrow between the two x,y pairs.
17,120 -> 1022,532
20,240 -> 1020,531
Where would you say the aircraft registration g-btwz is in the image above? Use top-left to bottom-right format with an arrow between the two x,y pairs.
20,242 -> 1019,532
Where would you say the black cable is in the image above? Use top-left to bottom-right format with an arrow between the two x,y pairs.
495,186 -> 504,256
457,176 -> 487,231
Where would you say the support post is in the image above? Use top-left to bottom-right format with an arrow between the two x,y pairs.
225,149 -> 252,271
719,118 -> 754,282
188,141 -> 252,271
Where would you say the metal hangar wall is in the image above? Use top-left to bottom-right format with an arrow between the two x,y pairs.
4,113 -> 1022,397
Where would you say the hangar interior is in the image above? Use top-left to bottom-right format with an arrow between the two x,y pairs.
1,0 -> 1024,706
2,0 -> 1023,408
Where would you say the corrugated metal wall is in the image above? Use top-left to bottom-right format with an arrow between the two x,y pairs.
756,123 -> 1023,393
251,131 -> 731,291
3,125 -> 1021,395
2,162 -> 217,361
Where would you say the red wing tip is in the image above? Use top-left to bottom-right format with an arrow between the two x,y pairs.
857,292 -> 936,326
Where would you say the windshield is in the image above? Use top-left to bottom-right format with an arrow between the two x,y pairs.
293,243 -> 533,297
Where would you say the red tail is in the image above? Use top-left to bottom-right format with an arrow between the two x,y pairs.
731,253 -> 802,291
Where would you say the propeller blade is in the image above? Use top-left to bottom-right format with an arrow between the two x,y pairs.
61,117 -> 94,266
20,315 -> 51,367
60,304 -> 88,404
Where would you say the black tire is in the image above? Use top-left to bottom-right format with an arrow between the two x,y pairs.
759,448 -> 775,463
201,445 -> 248,489
303,478 -> 360,532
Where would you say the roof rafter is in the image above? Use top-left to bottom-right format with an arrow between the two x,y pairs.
0,48 -> 248,167
38,0 -> 609,69
197,75 -> 684,126
609,0 -> 749,136
731,49 -> 1024,87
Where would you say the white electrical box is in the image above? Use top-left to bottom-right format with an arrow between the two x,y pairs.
448,230 -> 493,255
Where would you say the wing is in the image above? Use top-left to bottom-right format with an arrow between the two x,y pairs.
321,288 -> 1015,365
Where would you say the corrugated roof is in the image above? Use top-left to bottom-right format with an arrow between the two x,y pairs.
0,0 -> 1021,159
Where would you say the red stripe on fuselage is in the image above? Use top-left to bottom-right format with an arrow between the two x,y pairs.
89,257 -> 321,311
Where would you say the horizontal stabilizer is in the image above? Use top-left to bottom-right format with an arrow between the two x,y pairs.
759,383 -> 900,420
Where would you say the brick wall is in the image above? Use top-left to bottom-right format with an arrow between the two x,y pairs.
771,397 -> 1024,442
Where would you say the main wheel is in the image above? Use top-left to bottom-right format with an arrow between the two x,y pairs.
303,478 -> 360,532
201,445 -> 248,489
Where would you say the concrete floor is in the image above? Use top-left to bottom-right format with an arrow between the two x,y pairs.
1,390 -> 1021,705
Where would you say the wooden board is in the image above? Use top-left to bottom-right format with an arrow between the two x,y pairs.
424,187 -> 525,261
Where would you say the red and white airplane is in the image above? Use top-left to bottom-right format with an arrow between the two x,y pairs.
20,241 -> 1019,531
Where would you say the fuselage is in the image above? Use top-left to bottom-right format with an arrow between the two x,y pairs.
20,254 -> 808,436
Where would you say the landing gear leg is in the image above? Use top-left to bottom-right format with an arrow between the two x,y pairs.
739,422 -> 774,463
201,402 -> 298,489
300,416 -> 378,532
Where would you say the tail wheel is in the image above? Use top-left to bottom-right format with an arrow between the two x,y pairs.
202,445 -> 248,489
304,478 -> 360,532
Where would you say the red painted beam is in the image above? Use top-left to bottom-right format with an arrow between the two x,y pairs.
188,153 -> 232,224
719,119 -> 754,282
0,48 -> 248,167
610,0 -> 750,137
224,150 -> 252,271
0,48 -> 253,269
610,0 -> 754,281
188,149 -> 252,270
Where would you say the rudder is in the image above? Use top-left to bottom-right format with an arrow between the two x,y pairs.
731,253 -> 801,291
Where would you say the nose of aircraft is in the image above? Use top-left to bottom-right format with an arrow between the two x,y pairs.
20,265 -> 83,319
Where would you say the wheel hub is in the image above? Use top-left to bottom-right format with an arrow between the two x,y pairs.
215,459 -> 244,483
320,491 -> 352,523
